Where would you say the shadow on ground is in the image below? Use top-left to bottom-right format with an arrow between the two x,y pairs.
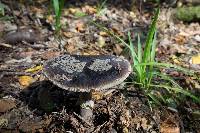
19,80 -> 82,114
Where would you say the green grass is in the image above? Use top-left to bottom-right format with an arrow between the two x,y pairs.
96,0 -> 107,16
52,0 -> 64,33
91,8 -> 200,105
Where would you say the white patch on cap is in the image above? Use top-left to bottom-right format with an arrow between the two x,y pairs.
53,74 -> 73,81
88,59 -> 112,72
51,55 -> 86,74
111,57 -> 123,62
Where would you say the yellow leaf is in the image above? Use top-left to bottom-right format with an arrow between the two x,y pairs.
99,31 -> 108,37
171,55 -> 180,64
18,76 -> 34,87
98,36 -> 106,48
25,65 -> 43,73
91,90 -> 103,100
46,15 -> 54,23
192,54 -> 200,64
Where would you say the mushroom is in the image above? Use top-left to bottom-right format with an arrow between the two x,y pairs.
43,54 -> 131,124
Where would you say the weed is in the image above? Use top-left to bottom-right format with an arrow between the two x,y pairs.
96,0 -> 107,16
52,0 -> 64,33
91,8 -> 200,105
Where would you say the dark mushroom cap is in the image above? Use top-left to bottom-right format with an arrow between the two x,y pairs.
43,54 -> 131,92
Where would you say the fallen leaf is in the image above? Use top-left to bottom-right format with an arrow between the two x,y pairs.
25,65 -> 43,73
30,6 -> 45,14
68,8 -> 77,14
18,76 -> 34,87
82,5 -> 97,14
173,35 -> 186,45
171,55 -> 181,64
46,15 -> 54,23
64,44 -> 77,54
113,44 -> 123,55
41,51 -> 60,60
0,118 -> 8,127
160,112 -> 180,133
160,124 -> 180,133
191,54 -> 200,64
99,31 -> 108,37
63,31 -> 74,38
76,22 -> 85,32
122,127 -> 129,133
91,90 -> 103,100
98,36 -> 106,48
111,25 -> 123,36
0,99 -> 16,113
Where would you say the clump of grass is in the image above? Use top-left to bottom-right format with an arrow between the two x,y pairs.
91,8 -> 200,106
52,0 -> 64,33
96,0 -> 107,16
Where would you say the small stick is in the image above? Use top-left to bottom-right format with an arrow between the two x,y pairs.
22,41 -> 50,49
73,112 -> 92,127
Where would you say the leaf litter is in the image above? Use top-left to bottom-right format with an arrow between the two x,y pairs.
0,0 -> 199,132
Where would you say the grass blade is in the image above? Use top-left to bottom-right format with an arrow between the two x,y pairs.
143,8 -> 159,63
137,34 -> 142,63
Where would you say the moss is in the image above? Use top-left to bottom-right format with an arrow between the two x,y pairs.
176,6 -> 200,22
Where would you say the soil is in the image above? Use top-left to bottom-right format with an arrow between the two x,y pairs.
0,0 -> 200,133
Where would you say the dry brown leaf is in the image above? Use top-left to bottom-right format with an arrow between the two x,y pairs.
0,99 -> 16,113
160,113 -> 180,133
64,44 -> 77,54
41,51 -> 60,60
111,26 -> 123,36
91,90 -> 103,100
68,8 -> 77,14
30,6 -> 44,14
113,44 -> 123,55
174,35 -> 186,45
99,31 -> 108,37
63,31 -> 74,38
76,22 -> 85,32
46,15 -> 54,23
160,124 -> 180,133
82,5 -> 97,14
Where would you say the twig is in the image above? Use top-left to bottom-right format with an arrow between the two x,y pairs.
0,43 -> 13,48
21,41 -> 50,49
93,122 -> 107,133
73,112 -> 93,127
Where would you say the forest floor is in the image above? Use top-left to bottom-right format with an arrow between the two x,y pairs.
0,0 -> 200,132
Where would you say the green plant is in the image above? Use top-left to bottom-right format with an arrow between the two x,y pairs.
74,11 -> 87,18
52,0 -> 64,33
0,2 -> 6,16
96,0 -> 107,16
127,9 -> 199,104
0,2 -> 13,21
91,8 -> 200,105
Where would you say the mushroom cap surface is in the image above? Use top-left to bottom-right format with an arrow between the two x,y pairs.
43,54 -> 131,92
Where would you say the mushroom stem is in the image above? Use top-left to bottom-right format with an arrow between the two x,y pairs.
78,90 -> 95,124
80,99 -> 94,124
